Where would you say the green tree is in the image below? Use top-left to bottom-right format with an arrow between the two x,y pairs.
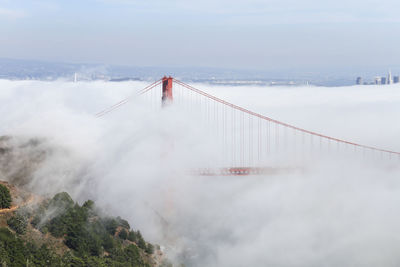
7,213 -> 28,235
0,184 -> 11,209
136,231 -> 146,250
0,227 -> 27,266
48,192 -> 74,210
145,243 -> 154,254
116,216 -> 130,229
102,218 -> 118,235
118,229 -> 128,240
127,231 -> 137,243
83,200 -> 95,210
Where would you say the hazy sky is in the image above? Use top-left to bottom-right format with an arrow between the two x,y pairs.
1,0 -> 400,70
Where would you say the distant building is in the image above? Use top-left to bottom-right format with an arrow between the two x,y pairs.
394,76 -> 400,83
388,70 -> 393,84
381,77 -> 387,84
374,77 -> 381,85
356,77 -> 363,85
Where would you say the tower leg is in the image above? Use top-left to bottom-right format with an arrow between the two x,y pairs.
162,76 -> 173,106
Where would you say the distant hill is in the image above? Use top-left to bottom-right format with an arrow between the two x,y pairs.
0,57 -> 361,86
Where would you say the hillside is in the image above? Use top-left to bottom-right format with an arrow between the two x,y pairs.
0,181 -> 172,267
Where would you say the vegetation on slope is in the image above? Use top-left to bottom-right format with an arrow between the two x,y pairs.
0,184 -> 11,209
0,190 -> 161,267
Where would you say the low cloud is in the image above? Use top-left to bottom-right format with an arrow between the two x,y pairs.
0,79 -> 399,266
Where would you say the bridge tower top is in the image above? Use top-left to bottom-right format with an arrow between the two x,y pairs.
162,76 -> 173,105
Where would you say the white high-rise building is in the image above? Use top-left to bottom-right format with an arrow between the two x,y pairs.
388,70 -> 393,85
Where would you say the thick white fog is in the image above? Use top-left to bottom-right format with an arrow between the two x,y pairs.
0,79 -> 400,266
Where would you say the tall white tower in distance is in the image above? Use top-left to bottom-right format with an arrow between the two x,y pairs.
388,70 -> 393,85
74,73 -> 78,83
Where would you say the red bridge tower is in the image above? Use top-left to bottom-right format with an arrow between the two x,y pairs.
162,76 -> 173,105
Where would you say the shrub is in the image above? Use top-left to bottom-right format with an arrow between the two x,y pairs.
160,260 -> 174,267
83,200 -> 95,210
7,214 -> 28,235
0,184 -> 11,209
145,243 -> 154,254
116,216 -> 130,229
31,214 -> 41,228
102,218 -> 118,235
118,229 -> 128,240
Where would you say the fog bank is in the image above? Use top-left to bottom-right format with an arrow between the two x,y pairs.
0,79 -> 399,266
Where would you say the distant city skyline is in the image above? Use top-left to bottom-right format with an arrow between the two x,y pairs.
1,0 -> 400,71
3,57 -> 400,87
356,70 -> 400,85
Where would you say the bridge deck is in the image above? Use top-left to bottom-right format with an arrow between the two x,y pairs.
192,167 -> 301,176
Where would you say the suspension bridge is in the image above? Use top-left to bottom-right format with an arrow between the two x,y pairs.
95,76 -> 400,175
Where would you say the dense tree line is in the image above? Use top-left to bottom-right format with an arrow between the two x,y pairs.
1,192 -> 157,267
